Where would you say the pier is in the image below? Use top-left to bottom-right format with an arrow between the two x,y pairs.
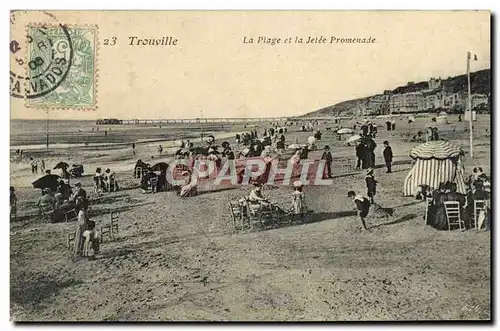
120,117 -> 290,125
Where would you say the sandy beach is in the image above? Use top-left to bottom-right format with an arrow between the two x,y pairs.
10,115 -> 491,321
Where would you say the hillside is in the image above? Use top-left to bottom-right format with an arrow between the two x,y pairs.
303,69 -> 490,118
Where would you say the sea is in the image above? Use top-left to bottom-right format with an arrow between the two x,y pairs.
9,119 -> 228,150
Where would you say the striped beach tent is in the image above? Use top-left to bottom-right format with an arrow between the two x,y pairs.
403,141 -> 467,196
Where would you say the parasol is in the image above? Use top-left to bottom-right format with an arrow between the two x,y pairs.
287,143 -> 301,150
307,136 -> 317,145
150,162 -> 169,171
337,128 -> 354,135
32,174 -> 60,190
347,134 -> 362,143
53,161 -> 69,170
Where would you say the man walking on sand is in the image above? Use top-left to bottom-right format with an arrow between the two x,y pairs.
348,190 -> 370,230
383,141 -> 393,173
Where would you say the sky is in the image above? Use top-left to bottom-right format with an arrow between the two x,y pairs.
10,10 -> 491,120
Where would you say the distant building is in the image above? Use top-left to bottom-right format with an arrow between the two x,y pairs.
442,93 -> 462,109
423,93 -> 442,110
471,93 -> 488,109
428,77 -> 442,90
389,92 -> 424,113
357,94 -> 390,116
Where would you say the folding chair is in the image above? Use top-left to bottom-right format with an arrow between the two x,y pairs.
228,200 -> 247,230
100,212 -> 119,243
444,201 -> 465,231
64,209 -> 78,222
474,200 -> 486,230
39,206 -> 54,222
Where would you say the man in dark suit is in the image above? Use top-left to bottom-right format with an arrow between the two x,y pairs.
383,141 -> 393,173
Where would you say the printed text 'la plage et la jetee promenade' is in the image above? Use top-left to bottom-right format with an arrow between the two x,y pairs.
99,35 -> 376,47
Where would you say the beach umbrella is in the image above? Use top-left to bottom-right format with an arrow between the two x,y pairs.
32,174 -> 60,190
53,161 -> 69,170
151,162 -> 169,171
337,128 -> 354,135
347,134 -> 362,143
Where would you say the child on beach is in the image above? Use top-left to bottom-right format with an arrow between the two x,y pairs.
82,220 -> 100,259
347,190 -> 370,231
365,168 -> 378,204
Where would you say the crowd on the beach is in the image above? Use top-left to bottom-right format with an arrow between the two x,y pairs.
9,114 -> 492,264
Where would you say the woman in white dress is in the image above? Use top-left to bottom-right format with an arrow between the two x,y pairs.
290,181 -> 308,223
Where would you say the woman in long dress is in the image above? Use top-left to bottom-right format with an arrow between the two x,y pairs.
180,170 -> 198,197
73,205 -> 89,258
431,183 -> 448,230
290,181 -> 308,223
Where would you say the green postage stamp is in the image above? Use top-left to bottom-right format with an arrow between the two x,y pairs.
25,24 -> 98,109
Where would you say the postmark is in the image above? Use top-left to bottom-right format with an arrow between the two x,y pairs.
10,11 -> 98,110
10,11 -> 74,100
26,25 -> 98,109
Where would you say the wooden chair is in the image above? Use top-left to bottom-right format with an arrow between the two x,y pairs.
444,201 -> 465,231
474,200 -> 486,230
229,200 -> 248,230
64,209 -> 78,222
134,167 -> 142,178
100,212 -> 119,243
39,206 -> 54,222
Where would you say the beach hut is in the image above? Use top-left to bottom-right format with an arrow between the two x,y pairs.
403,140 -> 467,196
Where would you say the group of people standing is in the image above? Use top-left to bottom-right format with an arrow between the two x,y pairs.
30,158 -> 45,175
93,167 -> 119,194
355,135 -> 377,170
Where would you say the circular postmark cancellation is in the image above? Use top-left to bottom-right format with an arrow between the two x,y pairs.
10,11 -> 74,99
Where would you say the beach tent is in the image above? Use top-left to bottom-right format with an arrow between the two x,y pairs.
403,141 -> 467,196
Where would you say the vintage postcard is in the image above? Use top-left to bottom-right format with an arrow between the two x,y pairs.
10,10 -> 491,322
